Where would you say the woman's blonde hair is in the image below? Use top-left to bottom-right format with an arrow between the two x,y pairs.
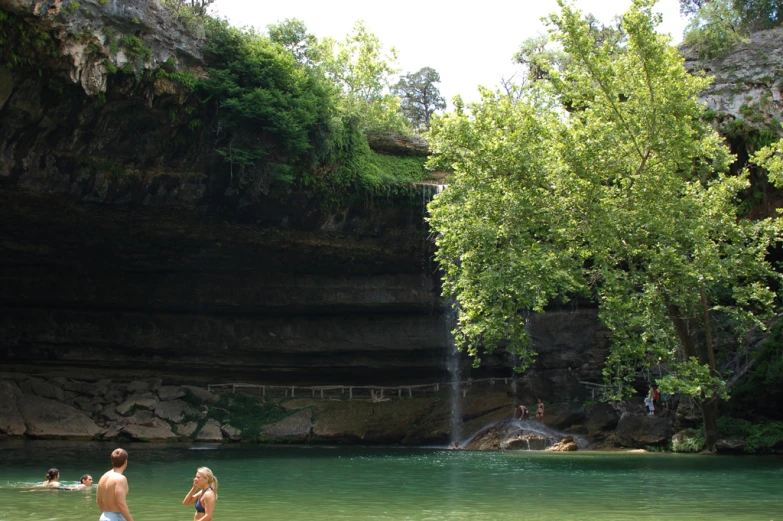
197,467 -> 219,497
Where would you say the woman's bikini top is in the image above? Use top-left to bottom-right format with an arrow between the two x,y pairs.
195,487 -> 213,513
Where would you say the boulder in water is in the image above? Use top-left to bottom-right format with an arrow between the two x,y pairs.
464,419 -> 580,451
546,436 -> 579,451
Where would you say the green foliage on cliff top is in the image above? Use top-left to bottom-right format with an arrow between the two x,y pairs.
197,18 -> 428,201
197,18 -> 338,193
0,7 -> 428,202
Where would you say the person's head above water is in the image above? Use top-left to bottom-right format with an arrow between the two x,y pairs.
111,448 -> 128,470
45,468 -> 59,482
80,474 -> 93,486
195,467 -> 219,492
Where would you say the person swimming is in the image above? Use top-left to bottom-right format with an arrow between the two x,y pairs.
182,467 -> 218,521
61,474 -> 94,490
40,468 -> 60,488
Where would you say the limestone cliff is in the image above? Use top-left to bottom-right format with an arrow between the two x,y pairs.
683,26 -> 783,217
0,0 -> 616,397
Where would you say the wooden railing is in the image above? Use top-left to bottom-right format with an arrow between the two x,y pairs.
207,377 -> 515,401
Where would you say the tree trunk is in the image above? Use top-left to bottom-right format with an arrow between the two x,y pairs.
700,290 -> 719,453
702,398 -> 719,453
667,298 -> 719,452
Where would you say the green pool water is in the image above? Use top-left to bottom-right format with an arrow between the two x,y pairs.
0,440 -> 781,521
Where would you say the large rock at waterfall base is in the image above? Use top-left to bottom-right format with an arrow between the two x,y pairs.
0,381 -> 26,436
584,403 -> 620,439
460,391 -> 516,436
466,420 -> 561,451
613,412 -> 673,448
16,395 -> 104,439
543,403 -> 586,430
546,436 -> 579,452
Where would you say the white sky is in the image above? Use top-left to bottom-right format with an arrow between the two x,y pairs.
212,0 -> 688,106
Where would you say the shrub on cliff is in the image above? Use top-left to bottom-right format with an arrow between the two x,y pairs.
196,19 -> 427,201
197,18 -> 337,196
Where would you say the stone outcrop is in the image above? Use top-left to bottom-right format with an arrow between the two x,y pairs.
612,411 -> 674,448
715,438 -> 746,454
196,419 -> 223,441
0,374 -> 691,449
365,132 -> 429,156
0,381 -> 26,435
546,435 -> 579,452
0,0 -> 204,96
542,403 -> 586,431
584,403 -> 620,441
17,394 -> 104,438
262,409 -> 311,441
465,419 -> 578,451
683,26 -> 783,136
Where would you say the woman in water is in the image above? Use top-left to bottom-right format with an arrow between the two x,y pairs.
39,468 -> 60,487
182,467 -> 218,521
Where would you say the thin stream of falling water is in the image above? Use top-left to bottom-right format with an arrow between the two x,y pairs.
421,183 -> 462,445
444,305 -> 462,444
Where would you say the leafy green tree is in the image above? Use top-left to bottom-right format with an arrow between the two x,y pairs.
734,0 -> 783,28
681,0 -> 783,32
162,0 -> 216,17
680,0 -> 712,16
320,21 -> 407,133
267,18 -> 321,66
393,67 -> 446,131
511,16 -> 624,87
682,0 -> 747,58
197,18 -> 336,196
427,0 -> 783,451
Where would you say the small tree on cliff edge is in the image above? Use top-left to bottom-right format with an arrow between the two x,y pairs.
427,0 -> 783,452
162,0 -> 216,17
394,67 -> 446,132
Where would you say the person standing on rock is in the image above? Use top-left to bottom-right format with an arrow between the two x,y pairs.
96,448 -> 134,521
536,399 -> 545,421
514,405 -> 530,420
182,466 -> 218,521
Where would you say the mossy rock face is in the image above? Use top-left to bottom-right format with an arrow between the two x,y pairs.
310,398 -> 441,444
262,409 -> 313,442
311,400 -> 375,442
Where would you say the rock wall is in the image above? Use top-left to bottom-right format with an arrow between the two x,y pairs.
0,373 -> 517,445
0,0 -> 611,399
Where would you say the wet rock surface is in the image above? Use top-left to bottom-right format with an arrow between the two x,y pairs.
465,419 -> 583,451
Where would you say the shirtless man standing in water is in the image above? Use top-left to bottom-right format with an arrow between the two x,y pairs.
96,448 -> 134,521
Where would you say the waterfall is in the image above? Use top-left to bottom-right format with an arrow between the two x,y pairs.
420,183 -> 461,445
444,305 -> 462,444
